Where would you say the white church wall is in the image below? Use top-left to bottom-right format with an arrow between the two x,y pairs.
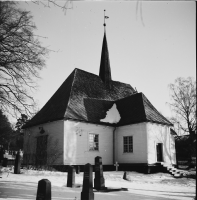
115,123 -> 148,164
147,123 -> 176,165
23,120 -> 64,165
63,120 -> 114,165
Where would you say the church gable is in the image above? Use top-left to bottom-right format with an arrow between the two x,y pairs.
116,93 -> 172,126
116,93 -> 147,126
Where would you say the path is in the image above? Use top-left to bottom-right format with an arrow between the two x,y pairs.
0,180 -> 195,200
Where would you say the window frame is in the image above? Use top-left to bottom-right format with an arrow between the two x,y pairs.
89,133 -> 99,151
123,136 -> 133,153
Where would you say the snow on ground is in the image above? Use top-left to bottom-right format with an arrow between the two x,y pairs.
0,167 -> 196,200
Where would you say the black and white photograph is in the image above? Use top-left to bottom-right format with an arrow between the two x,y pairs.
0,1 -> 196,200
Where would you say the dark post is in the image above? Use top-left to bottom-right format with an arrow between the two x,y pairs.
81,163 -> 94,200
94,156 -> 105,190
36,179 -> 51,200
76,165 -> 80,174
14,151 -> 21,174
2,158 -> 8,167
0,148 -> 3,162
67,165 -> 76,187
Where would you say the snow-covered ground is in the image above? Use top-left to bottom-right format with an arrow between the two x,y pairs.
0,167 -> 196,200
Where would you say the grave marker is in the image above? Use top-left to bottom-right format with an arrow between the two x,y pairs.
81,163 -> 94,200
67,165 -> 76,187
123,171 -> 131,181
14,151 -> 21,174
36,179 -> 51,200
94,156 -> 105,190
76,165 -> 80,174
146,166 -> 151,174
114,161 -> 119,171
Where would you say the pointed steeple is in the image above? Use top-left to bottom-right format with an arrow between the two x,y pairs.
99,29 -> 112,87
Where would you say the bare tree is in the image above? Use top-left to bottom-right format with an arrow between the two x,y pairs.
30,0 -> 73,14
23,132 -> 63,170
15,114 -> 28,132
168,77 -> 196,137
0,2 -> 48,117
168,77 -> 196,163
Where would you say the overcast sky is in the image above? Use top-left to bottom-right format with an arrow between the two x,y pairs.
18,1 -> 196,122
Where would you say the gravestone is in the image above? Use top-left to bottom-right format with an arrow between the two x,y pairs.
67,165 -> 76,187
146,166 -> 151,174
123,171 -> 131,181
76,165 -> 80,174
2,158 -> 8,167
36,179 -> 51,200
94,156 -> 105,190
14,151 -> 21,174
81,163 -> 94,200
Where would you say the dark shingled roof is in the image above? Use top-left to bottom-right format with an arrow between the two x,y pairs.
116,93 -> 172,126
23,69 -> 75,128
23,68 -> 136,128
23,32 -> 172,128
23,68 -> 172,128
81,92 -> 173,126
142,94 -> 172,126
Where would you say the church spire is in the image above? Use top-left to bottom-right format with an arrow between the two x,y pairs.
99,10 -> 111,87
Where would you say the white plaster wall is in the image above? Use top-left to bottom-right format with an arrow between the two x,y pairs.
115,123 -> 148,164
63,120 -> 114,165
23,120 -> 64,165
147,123 -> 176,165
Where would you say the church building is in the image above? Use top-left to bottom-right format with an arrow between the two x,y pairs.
23,27 -> 176,172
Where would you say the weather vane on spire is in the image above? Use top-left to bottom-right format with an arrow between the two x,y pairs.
103,10 -> 109,31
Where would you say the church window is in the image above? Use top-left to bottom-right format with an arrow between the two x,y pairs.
89,133 -> 99,151
123,136 -> 133,153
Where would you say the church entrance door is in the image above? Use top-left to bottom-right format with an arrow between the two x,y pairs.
156,143 -> 163,162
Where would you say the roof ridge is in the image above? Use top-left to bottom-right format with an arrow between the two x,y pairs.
138,93 -> 147,122
74,68 -> 135,90
63,68 -> 77,118
84,97 -> 114,101
112,79 -> 134,86
74,68 -> 99,78
115,92 -> 140,101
